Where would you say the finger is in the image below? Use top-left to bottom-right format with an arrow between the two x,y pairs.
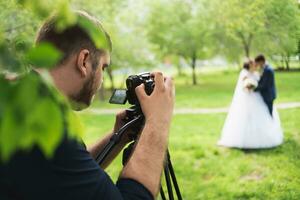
151,71 -> 164,91
114,110 -> 127,132
165,77 -> 175,97
164,76 -> 173,88
135,84 -> 148,101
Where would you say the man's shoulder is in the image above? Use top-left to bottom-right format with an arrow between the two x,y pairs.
265,64 -> 274,72
264,65 -> 274,75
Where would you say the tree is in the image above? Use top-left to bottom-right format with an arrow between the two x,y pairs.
215,0 -> 300,69
263,0 -> 300,70
298,1 -> 300,65
215,0 -> 267,59
146,0 -> 215,85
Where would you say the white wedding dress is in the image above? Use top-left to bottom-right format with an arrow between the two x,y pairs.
218,69 -> 283,149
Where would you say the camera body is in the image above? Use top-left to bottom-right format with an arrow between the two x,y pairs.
126,72 -> 154,105
109,72 -> 155,105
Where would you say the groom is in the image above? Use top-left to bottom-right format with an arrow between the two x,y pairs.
254,54 -> 277,116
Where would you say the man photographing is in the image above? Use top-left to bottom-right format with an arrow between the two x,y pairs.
0,10 -> 174,200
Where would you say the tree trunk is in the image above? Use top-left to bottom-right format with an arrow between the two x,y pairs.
298,40 -> 300,64
284,55 -> 290,71
281,54 -> 285,68
177,64 -> 183,76
243,35 -> 253,58
106,68 -> 115,91
296,39 -> 300,67
237,32 -> 253,59
191,53 -> 197,85
119,73 -> 128,88
244,44 -> 250,58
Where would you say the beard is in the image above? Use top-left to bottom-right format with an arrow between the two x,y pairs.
70,74 -> 98,111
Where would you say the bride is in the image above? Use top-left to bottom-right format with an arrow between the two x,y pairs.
218,61 -> 283,149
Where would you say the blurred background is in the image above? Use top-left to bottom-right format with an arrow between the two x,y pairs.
0,0 -> 300,199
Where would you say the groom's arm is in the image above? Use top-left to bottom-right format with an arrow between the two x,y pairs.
254,70 -> 272,92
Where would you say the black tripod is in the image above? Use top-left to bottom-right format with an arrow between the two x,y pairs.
95,106 -> 182,200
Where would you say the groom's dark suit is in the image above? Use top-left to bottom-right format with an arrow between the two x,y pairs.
254,64 -> 276,116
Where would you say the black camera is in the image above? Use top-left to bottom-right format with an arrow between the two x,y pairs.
99,73 -> 182,200
109,72 -> 155,105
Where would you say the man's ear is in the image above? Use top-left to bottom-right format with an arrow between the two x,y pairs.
76,49 -> 90,77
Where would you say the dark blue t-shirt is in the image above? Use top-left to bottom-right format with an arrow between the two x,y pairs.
0,135 -> 153,200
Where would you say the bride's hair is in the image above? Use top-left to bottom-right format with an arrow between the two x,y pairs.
243,62 -> 250,70
243,60 -> 254,70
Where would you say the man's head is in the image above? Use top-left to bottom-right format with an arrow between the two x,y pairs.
36,10 -> 111,110
254,54 -> 266,69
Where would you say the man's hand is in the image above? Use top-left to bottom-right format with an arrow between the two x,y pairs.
121,72 -> 175,197
87,111 -> 133,169
112,110 -> 135,146
135,72 -> 175,130
113,111 -> 127,133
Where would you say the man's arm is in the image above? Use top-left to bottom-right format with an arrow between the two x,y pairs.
120,72 -> 175,197
87,132 -> 125,169
87,111 -> 131,169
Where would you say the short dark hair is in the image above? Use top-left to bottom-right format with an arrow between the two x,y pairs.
255,54 -> 266,63
35,11 -> 111,69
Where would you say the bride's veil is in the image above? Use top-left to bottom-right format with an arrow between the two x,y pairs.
231,69 -> 248,104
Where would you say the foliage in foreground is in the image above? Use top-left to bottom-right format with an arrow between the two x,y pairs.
0,0 -> 109,161
0,72 -> 84,161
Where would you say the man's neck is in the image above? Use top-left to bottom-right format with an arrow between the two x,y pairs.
52,68 -> 77,99
35,67 -> 79,99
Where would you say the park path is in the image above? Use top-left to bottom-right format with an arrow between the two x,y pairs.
82,102 -> 300,115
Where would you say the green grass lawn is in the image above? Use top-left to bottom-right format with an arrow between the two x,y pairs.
92,70 -> 300,109
80,70 -> 300,199
79,108 -> 300,200
174,71 -> 300,108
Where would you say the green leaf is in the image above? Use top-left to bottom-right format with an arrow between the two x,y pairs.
0,73 -> 73,161
26,98 -> 63,158
0,106 -> 19,161
26,42 -> 62,68
17,0 -> 53,18
67,110 -> 84,139
54,1 -> 76,33
77,15 -> 112,52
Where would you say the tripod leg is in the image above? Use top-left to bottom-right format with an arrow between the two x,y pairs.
164,165 -> 174,200
167,152 -> 183,200
160,185 -> 167,200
